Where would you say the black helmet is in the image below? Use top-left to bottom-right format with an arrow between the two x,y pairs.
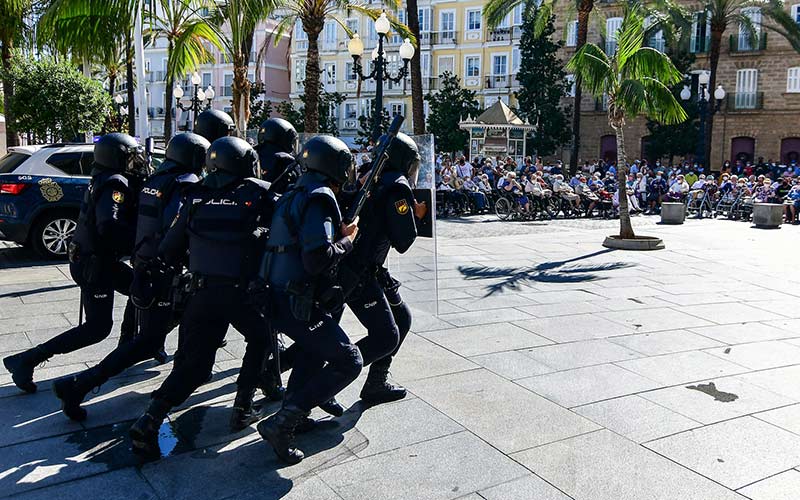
206,136 -> 259,179
380,132 -> 421,178
257,118 -> 298,153
298,136 -> 352,184
194,109 -> 235,143
94,133 -> 143,172
163,133 -> 211,173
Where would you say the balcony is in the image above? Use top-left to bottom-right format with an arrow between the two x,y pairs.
146,71 -> 166,83
487,27 -> 512,43
147,107 -> 165,118
432,31 -> 458,45
418,31 -> 433,46
730,33 -> 767,52
726,92 -> 764,110
485,74 -> 512,91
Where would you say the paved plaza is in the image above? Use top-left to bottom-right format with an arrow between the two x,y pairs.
1,216 -> 800,500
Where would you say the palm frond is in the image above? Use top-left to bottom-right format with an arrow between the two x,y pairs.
640,77 -> 687,124
621,47 -> 682,85
616,5 -> 645,68
567,42 -> 613,96
484,0 -> 523,29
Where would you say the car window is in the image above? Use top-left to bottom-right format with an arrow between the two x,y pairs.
0,152 -> 30,174
46,152 -> 85,176
80,152 -> 94,174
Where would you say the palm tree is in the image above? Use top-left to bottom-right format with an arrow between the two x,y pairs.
699,0 -> 800,168
0,0 -> 33,148
271,0 -> 412,133
567,6 -> 686,239
210,0 -> 280,136
149,0 -> 221,140
406,0 -> 425,135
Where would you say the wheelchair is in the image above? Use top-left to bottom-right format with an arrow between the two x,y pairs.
495,191 -> 538,221
685,187 -> 717,219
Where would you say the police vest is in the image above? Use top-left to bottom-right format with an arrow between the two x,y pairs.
185,178 -> 270,279
134,169 -> 199,262
261,176 -> 340,288
71,169 -> 130,258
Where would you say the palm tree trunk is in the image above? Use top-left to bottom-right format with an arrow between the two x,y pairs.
232,59 -> 251,138
612,120 -> 634,239
407,0 -> 425,135
109,74 -> 116,95
705,26 -> 723,171
126,35 -> 136,136
1,37 -> 20,148
570,2 -> 593,176
304,27 -> 322,133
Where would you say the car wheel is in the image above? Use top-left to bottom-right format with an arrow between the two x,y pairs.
32,213 -> 77,259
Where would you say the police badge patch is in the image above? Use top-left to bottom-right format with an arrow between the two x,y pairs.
112,191 -> 125,203
395,199 -> 410,215
38,179 -> 64,202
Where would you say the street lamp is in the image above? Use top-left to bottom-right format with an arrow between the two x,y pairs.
173,71 -> 213,131
348,11 -> 415,141
113,94 -> 128,130
682,71 -> 725,169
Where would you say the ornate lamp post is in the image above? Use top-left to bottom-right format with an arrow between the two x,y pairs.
173,71 -> 214,131
347,12 -> 415,141
681,71 -> 725,169
113,94 -> 128,131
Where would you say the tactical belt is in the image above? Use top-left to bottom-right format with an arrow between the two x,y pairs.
193,274 -> 246,289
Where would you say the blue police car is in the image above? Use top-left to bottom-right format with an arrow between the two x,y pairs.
0,144 -> 163,259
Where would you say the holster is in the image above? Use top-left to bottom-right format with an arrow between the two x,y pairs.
246,279 -> 270,315
376,266 -> 401,294
170,272 -> 195,314
82,254 -> 109,287
286,280 -> 314,322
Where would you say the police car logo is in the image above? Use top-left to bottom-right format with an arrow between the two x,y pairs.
395,199 -> 410,215
38,179 -> 64,202
112,191 -> 125,203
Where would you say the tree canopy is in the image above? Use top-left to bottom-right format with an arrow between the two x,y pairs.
425,72 -> 480,155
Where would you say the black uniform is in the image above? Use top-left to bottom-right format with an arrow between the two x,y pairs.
129,137 -> 273,459
255,117 -> 300,195
52,133 -> 209,421
3,134 -> 143,394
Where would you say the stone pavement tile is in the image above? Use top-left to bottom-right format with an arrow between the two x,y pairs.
517,363 -> 662,408
233,476 -> 343,500
599,307 -> 713,333
0,268 -> 67,286
754,404 -> 800,436
726,289 -> 800,302
587,285 -> 663,300
419,323 -> 551,357
0,390 -> 84,448
653,281 -> 757,295
406,369 -> 599,453
705,340 -> 800,370
0,314 -> 72,336
640,376 -> 794,425
748,300 -> 800,319
318,432 -> 528,500
469,350 -> 556,380
386,334 -> 479,384
737,469 -> 800,500
433,301 -> 468,314
432,288 -> 474,301
609,329 -> 723,356
574,395 -> 701,443
6,468 -> 159,500
655,292 -> 738,307
0,362 -> 89,398
408,308 -> 458,333
762,319 -> 800,337
513,314 -> 634,343
477,474 -> 572,500
735,365 -> 800,401
686,304 -> 786,325
593,295 -> 670,312
516,301 -> 608,318
0,300 -> 79,320
512,429 -> 746,500
787,337 -> 800,347
17,288 -> 82,305
690,322 -> 796,345
518,289 -> 600,304
0,332 -> 32,354
446,294 -> 536,311
645,417 -> 800,490
616,351 -> 749,386
435,308 -> 534,328
524,339 -> 642,371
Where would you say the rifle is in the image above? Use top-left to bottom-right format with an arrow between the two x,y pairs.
343,114 -> 404,224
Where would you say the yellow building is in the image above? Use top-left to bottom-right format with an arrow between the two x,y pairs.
287,1 -> 525,146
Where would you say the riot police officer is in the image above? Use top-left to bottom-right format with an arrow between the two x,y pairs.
51,133 -> 209,421
129,136 -> 273,460
256,135 -> 362,465
3,133 -> 145,394
194,109 -> 235,143
255,117 -> 300,194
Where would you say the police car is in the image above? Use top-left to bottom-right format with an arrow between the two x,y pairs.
0,144 -> 164,259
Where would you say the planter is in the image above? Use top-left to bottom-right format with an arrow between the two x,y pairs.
660,202 -> 686,225
752,203 -> 783,229
603,235 -> 665,251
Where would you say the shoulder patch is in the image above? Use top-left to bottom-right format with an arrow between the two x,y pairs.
395,199 -> 410,215
112,191 -> 125,203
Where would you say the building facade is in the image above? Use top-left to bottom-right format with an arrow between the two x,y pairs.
289,0 -> 800,166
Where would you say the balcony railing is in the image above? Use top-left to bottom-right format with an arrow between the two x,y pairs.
690,35 -> 710,54
727,92 -> 764,110
432,31 -> 458,45
147,106 -> 165,118
146,71 -> 166,83
730,33 -> 767,52
487,27 -> 512,42
418,31 -> 433,46
485,74 -> 511,90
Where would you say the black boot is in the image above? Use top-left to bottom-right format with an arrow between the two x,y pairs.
294,416 -> 317,434
130,398 -> 171,461
360,363 -> 406,405
152,348 -> 169,365
52,368 -> 102,421
3,346 -> 51,394
258,364 -> 285,402
230,386 -> 260,432
319,398 -> 344,417
257,404 -> 309,465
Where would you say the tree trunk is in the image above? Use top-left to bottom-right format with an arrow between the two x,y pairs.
303,25 -> 323,133
569,1 -> 594,176
706,26 -> 724,171
612,120 -> 635,239
1,37 -> 20,148
407,0 -> 425,135
126,35 -> 136,136
232,33 -> 255,137
109,74 -> 116,95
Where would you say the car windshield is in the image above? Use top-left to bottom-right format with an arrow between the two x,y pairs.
0,152 -> 30,174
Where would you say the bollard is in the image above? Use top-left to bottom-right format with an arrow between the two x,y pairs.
752,203 -> 784,228
660,202 -> 686,225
